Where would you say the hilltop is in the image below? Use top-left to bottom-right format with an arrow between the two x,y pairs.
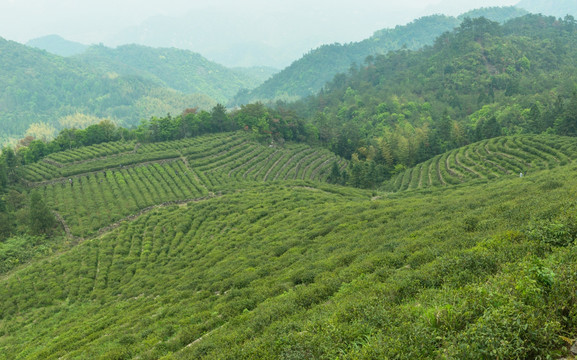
26,34 -> 88,57
231,7 -> 528,105
279,14 -> 577,188
0,40 -> 275,147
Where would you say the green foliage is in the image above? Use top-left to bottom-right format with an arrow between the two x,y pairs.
233,7 -> 527,104
0,38 -> 217,145
15,132 -> 344,237
28,191 -> 56,236
274,14 -> 577,188
384,134 -> 577,192
74,44 -> 272,102
1,154 -> 577,358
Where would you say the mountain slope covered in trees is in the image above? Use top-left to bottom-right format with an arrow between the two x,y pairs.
0,40 -> 275,147
73,44 -> 276,102
282,14 -> 577,188
231,7 -> 528,105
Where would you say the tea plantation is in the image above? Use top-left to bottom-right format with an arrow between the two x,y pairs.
1,134 -> 577,359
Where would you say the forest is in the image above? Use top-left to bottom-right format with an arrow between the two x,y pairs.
1,10 -> 577,359
0,39 -> 274,146
232,6 -> 528,105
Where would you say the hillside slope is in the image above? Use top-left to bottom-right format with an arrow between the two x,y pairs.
73,44 -> 276,102
1,149 -> 577,358
277,14 -> 577,189
0,38 -> 216,146
19,132 -> 346,237
385,134 -> 577,192
231,7 -> 527,105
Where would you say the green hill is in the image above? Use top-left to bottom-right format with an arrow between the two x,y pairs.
73,44 -> 276,102
385,134 -> 577,192
279,14 -> 577,188
0,38 -> 216,146
1,135 -> 577,358
19,132 -> 346,237
2,10 -> 577,360
231,7 -> 527,105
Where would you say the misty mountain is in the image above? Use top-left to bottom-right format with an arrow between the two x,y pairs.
104,1 -> 424,69
106,11 -> 324,69
73,44 -> 277,102
26,34 -> 88,57
231,6 -> 528,106
0,38 -> 216,145
516,0 -> 577,18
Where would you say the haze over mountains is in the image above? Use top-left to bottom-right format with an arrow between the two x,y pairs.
1,2 -> 572,146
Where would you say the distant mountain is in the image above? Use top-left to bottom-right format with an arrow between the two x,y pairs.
26,34 -> 88,57
233,66 -> 278,85
0,38 -> 215,145
105,2 -> 425,69
231,7 -> 528,106
516,0 -> 577,17
106,12 -> 322,69
73,44 -> 276,102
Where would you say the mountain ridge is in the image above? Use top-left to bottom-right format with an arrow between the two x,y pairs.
231,6 -> 528,105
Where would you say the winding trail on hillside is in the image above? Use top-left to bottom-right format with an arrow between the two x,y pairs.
179,151 -> 209,193
96,196 -> 217,237
245,150 -> 279,179
308,158 -> 332,180
445,154 -> 462,181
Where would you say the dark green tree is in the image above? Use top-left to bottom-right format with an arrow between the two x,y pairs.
28,191 -> 56,236
556,92 -> 577,136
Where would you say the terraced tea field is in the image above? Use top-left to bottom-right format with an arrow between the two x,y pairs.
21,132 -> 346,236
385,135 -> 577,192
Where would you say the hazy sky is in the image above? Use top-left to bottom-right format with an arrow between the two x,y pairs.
1,0 -> 519,45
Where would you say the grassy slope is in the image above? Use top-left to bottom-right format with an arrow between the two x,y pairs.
1,136 -> 577,358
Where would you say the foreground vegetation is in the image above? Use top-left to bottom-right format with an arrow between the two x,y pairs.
1,158 -> 577,358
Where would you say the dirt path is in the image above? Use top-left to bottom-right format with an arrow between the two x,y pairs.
309,158 -> 332,180
179,152 -> 209,193
436,157 -> 447,185
96,196 -> 217,237
445,154 -> 462,180
272,148 -> 309,181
